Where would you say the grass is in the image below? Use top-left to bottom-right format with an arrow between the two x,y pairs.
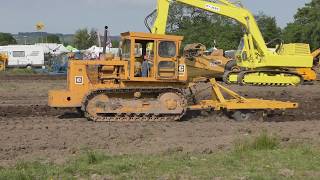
0,133 -> 320,180
234,131 -> 279,152
0,68 -> 37,75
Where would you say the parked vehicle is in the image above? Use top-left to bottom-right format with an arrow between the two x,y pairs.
0,45 -> 45,68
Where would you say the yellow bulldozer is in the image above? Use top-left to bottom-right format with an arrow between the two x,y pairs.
0,53 -> 8,71
49,30 -> 298,122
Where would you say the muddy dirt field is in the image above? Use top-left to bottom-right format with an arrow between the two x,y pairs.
0,75 -> 320,166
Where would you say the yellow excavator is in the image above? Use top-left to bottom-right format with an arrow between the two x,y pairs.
147,0 -> 317,86
0,53 -> 8,71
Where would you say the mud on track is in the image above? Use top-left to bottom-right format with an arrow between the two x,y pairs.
0,75 -> 320,166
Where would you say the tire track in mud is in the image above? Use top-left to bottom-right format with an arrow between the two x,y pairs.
0,105 -> 75,118
0,104 -> 319,121
0,75 -> 66,81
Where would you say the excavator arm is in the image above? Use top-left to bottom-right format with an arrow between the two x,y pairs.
151,0 -> 270,56
312,48 -> 320,67
312,49 -> 320,59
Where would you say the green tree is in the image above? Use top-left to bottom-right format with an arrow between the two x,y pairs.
166,3 -> 282,51
46,34 -> 61,43
73,28 -> 91,50
167,2 -> 242,50
73,28 -> 100,50
255,12 -> 282,46
0,33 -> 17,46
283,0 -> 320,50
111,40 -> 119,48
88,29 -> 99,47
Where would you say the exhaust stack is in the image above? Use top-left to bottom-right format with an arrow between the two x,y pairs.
103,26 -> 108,54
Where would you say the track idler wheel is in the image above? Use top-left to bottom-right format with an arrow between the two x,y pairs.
84,94 -> 109,121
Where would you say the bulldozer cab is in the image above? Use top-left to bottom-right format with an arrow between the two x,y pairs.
119,32 -> 187,82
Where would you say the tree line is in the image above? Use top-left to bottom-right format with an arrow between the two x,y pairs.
0,0 -> 319,51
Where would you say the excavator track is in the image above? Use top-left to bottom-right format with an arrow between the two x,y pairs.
82,88 -> 188,122
237,70 -> 303,86
223,70 -> 303,86
223,71 -> 239,84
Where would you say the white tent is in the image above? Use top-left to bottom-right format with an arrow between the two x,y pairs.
86,46 -> 119,58
36,43 -> 70,55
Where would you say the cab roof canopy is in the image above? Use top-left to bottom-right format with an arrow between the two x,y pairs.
121,32 -> 184,41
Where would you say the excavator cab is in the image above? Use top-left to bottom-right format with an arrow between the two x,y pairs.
235,38 -> 247,62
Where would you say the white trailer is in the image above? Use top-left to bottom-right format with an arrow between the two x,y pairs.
0,45 -> 44,68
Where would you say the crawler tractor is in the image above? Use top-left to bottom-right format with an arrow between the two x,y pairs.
49,31 -> 298,122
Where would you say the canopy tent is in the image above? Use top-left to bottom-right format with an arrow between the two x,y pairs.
66,45 -> 79,53
86,46 -> 118,56
36,43 -> 70,55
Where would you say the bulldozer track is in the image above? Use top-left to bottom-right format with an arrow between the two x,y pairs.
82,88 -> 188,122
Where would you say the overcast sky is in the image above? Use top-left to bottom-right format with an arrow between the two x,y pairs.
0,0 -> 311,35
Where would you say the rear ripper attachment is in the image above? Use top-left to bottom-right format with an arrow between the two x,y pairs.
188,79 -> 298,121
